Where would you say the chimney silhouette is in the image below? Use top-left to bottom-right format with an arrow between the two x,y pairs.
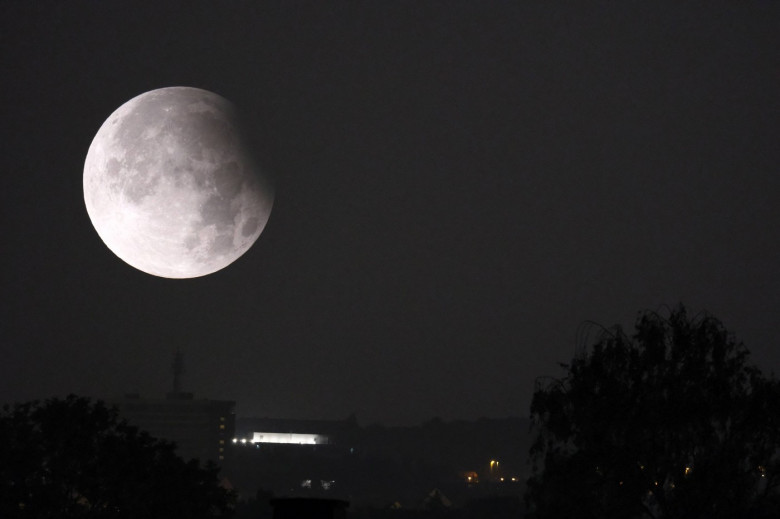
167,349 -> 192,399
270,498 -> 349,519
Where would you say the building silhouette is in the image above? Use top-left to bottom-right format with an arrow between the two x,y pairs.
110,350 -> 235,463
112,392 -> 235,463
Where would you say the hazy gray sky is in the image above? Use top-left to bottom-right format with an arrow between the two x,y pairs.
2,1 -> 778,425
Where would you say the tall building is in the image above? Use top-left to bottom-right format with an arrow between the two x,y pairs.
109,350 -> 235,464
112,392 -> 235,464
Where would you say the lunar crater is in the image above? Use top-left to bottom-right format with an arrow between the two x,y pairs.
84,87 -> 274,278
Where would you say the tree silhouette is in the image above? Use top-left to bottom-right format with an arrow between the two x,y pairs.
0,395 -> 233,518
526,306 -> 780,519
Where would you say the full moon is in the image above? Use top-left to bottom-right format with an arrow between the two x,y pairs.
83,87 -> 274,278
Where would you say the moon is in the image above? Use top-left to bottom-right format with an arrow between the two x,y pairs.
83,87 -> 274,278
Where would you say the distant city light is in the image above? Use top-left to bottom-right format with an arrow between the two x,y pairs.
462,471 -> 479,484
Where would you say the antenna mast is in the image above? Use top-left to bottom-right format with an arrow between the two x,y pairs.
171,349 -> 185,394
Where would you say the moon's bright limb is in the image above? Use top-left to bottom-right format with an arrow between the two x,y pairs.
83,87 -> 274,278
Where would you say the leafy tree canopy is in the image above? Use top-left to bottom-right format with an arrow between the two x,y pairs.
0,395 -> 234,518
526,305 -> 780,519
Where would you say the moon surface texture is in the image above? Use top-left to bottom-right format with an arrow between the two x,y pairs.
84,87 -> 274,278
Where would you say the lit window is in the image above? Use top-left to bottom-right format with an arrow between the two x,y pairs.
219,447 -> 224,453
219,424 -> 225,429
220,416 -> 225,421
219,440 -> 225,445
219,455 -> 224,461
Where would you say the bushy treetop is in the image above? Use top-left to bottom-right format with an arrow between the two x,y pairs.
0,395 -> 233,518
527,305 -> 780,519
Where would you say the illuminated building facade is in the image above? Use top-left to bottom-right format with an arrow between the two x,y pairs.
238,431 -> 329,445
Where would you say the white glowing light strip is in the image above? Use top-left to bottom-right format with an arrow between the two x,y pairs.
249,432 -> 328,445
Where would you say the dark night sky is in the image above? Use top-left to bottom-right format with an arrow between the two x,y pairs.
1,1 -> 778,425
